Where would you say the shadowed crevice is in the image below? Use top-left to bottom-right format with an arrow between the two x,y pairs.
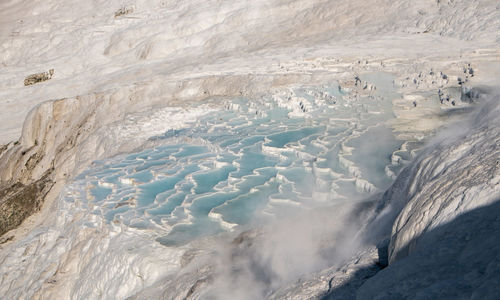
324,199 -> 500,299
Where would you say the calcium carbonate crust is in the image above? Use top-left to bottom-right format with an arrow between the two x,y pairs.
0,0 -> 499,299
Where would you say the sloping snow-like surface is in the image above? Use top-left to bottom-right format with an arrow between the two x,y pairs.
356,96 -> 500,299
388,98 -> 500,263
0,0 -> 500,299
1,0 -> 499,143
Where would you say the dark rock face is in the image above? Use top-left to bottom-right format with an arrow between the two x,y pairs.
114,6 -> 134,18
24,69 -> 54,86
0,170 -> 54,236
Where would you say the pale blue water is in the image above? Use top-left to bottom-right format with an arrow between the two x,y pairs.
68,74 -> 417,246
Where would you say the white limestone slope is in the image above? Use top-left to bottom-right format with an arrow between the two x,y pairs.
389,99 -> 500,263
355,94 -> 500,299
0,0 -> 499,299
1,0 -> 499,143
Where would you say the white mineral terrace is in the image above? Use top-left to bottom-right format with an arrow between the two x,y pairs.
0,0 -> 499,299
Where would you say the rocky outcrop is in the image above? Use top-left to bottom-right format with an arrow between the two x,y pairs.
0,96 -> 97,237
0,91 -> 129,237
0,169 -> 53,236
23,69 -> 54,86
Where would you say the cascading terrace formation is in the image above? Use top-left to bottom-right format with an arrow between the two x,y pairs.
65,76 -> 414,248
1,0 -> 499,298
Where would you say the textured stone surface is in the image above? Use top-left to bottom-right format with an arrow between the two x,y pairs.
23,69 -> 54,86
0,170 -> 54,236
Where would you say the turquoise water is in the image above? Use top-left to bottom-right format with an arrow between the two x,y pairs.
67,76 -> 414,246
